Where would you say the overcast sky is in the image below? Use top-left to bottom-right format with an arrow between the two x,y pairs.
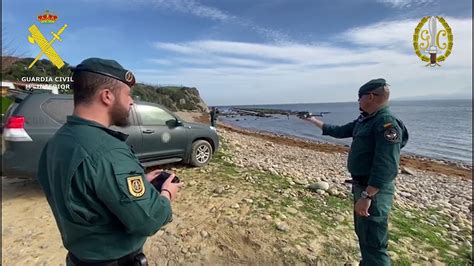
2,0 -> 472,105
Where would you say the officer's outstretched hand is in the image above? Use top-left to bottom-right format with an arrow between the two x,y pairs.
304,117 -> 324,129
161,174 -> 183,201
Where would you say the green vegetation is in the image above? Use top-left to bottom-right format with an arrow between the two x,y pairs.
133,84 -> 206,112
1,57 -> 72,83
2,96 -> 13,115
390,208 -> 472,264
300,194 -> 352,229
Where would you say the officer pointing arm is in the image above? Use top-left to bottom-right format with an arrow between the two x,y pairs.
302,79 -> 408,266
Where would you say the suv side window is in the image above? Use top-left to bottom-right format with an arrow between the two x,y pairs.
42,98 -> 74,124
136,105 -> 175,126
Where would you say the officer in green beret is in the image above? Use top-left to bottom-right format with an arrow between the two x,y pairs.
304,78 -> 408,265
37,57 -> 183,265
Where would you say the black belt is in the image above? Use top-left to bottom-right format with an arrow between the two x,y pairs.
349,175 -> 369,186
67,250 -> 147,266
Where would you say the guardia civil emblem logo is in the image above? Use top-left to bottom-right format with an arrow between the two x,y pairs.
413,16 -> 453,67
125,71 -> 134,83
127,176 -> 146,198
27,10 -> 68,69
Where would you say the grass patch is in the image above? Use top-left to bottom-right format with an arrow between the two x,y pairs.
253,171 -> 292,190
391,208 -> 448,249
2,96 -> 13,115
299,194 -> 352,229
389,207 -> 472,264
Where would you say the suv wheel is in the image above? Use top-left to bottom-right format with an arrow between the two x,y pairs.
190,140 -> 213,167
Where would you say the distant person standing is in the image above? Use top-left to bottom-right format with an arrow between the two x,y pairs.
37,58 -> 183,265
210,107 -> 219,127
303,78 -> 408,265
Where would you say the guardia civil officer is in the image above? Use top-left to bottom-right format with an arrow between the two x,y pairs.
303,78 -> 408,265
37,58 -> 183,265
210,107 -> 219,127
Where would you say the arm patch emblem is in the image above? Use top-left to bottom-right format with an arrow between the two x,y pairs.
127,175 -> 145,198
384,128 -> 400,143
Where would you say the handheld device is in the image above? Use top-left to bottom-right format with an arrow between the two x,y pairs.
150,172 -> 180,191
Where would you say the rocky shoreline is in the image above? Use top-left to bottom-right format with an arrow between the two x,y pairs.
216,127 -> 472,222
217,122 -> 473,176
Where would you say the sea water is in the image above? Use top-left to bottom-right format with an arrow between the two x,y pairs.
220,100 -> 472,165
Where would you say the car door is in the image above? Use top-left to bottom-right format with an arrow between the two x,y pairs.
135,104 -> 188,160
110,106 -> 142,155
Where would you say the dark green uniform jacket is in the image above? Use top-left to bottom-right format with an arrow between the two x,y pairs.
37,115 -> 172,260
322,106 -> 407,189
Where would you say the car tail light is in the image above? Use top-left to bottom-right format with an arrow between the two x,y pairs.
4,116 -> 32,142
5,116 -> 25,129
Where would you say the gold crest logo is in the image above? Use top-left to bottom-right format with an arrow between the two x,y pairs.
413,16 -> 453,67
125,71 -> 134,82
127,176 -> 146,198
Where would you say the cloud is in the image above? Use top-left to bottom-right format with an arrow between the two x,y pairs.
148,55 -> 270,68
132,0 -> 288,42
340,19 -> 416,50
376,0 -> 435,8
153,40 -> 414,66
140,17 -> 471,105
146,0 -> 233,21
340,17 -> 472,67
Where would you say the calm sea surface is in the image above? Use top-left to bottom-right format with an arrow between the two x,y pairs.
219,100 -> 472,165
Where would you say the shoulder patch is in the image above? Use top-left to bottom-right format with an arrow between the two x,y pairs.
384,128 -> 400,143
383,122 -> 393,128
127,175 -> 146,198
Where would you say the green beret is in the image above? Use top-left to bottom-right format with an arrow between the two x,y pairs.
358,78 -> 387,95
71,57 -> 136,87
